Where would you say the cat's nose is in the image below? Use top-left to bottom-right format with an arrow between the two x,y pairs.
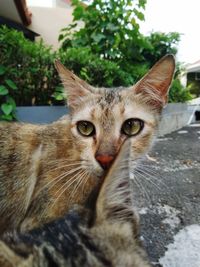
95,154 -> 114,170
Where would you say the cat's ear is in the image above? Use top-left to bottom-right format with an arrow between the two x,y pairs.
95,140 -> 136,224
133,54 -> 175,108
55,60 -> 94,109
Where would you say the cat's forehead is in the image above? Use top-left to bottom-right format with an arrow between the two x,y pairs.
97,88 -> 123,106
72,89 -> 124,123
72,88 -> 156,125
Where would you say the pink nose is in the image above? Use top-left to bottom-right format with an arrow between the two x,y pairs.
95,154 -> 114,170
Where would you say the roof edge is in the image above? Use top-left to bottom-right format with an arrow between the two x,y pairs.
13,0 -> 32,26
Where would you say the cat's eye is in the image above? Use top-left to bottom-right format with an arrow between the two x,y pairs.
121,118 -> 144,136
77,121 -> 95,137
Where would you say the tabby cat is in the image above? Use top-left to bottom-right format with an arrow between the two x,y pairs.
0,140 -> 151,267
0,55 -> 175,234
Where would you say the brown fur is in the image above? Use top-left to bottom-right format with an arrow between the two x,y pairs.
0,140 -> 151,267
0,55 -> 175,234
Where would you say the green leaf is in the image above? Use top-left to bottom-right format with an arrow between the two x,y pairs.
91,33 -> 105,43
0,85 -> 8,95
5,79 -> 17,90
0,65 -> 6,75
0,114 -> 13,121
133,8 -> 145,21
55,94 -> 64,100
106,23 -> 119,31
73,5 -> 84,20
7,96 -> 16,109
1,103 -> 13,115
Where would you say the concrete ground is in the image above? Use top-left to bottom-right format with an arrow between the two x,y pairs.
133,123 -> 200,267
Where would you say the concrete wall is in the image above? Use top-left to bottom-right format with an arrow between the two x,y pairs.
158,103 -> 197,136
15,103 -> 198,136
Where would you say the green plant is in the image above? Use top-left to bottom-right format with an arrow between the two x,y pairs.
59,47 -> 134,87
58,0 -> 191,104
187,72 -> 200,97
0,26 -> 62,112
0,65 -> 17,120
169,79 -> 192,103
142,32 -> 181,66
59,0 -> 148,63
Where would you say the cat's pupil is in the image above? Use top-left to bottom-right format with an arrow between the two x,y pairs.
77,121 -> 95,137
121,118 -> 143,136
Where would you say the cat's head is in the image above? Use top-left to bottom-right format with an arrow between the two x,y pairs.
55,55 -> 175,178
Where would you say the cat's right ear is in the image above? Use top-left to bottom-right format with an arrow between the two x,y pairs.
55,60 -> 94,109
133,55 -> 175,109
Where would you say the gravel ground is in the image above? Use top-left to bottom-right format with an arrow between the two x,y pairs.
132,123 -> 200,266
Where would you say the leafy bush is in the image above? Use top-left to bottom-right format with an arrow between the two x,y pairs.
0,65 -> 17,120
59,0 -> 148,62
59,0 -> 192,104
0,3 -> 193,122
59,47 -> 134,87
0,26 -> 63,120
142,32 -> 181,65
169,79 -> 192,103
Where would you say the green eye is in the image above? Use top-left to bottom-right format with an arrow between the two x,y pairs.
77,121 -> 95,137
121,119 -> 144,136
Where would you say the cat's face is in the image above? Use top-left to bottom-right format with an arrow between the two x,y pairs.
69,88 -> 159,177
56,55 -> 175,179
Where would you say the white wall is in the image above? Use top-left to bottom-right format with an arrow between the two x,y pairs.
27,6 -> 75,49
0,0 -> 22,24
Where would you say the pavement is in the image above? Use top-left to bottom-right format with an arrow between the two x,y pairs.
132,123 -> 200,267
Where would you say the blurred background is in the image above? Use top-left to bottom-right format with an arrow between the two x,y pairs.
0,0 -> 200,121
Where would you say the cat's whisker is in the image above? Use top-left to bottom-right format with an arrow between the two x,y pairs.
45,161 -> 84,175
132,174 -> 152,203
68,170 -> 89,204
47,158 -> 87,163
80,171 -> 91,196
135,166 -> 170,189
39,166 -> 84,194
134,170 -> 161,191
136,165 -> 160,176
134,168 -> 181,203
50,169 -> 84,208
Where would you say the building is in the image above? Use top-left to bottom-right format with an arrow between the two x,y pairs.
186,60 -> 200,98
0,0 -> 79,49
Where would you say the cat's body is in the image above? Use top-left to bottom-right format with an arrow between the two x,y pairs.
0,55 -> 175,234
0,119 -> 97,233
0,141 -> 151,267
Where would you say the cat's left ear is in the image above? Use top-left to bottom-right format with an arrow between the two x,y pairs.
134,54 -> 175,108
95,140 -> 138,229
55,60 -> 94,110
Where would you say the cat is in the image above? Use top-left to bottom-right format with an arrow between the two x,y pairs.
0,55 -> 175,234
0,140 -> 151,267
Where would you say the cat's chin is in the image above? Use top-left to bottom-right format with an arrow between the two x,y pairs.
94,170 -> 105,179
89,167 -> 105,180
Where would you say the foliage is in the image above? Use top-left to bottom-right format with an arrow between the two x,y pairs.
142,32 -> 181,66
169,79 -> 192,103
0,65 -> 17,120
59,0 -> 191,103
187,72 -> 200,97
0,25 -> 62,120
0,0 -> 193,122
59,0 -> 149,63
59,47 -> 134,87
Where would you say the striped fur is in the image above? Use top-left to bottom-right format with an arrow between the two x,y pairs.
0,141 -> 151,267
0,55 -> 175,234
